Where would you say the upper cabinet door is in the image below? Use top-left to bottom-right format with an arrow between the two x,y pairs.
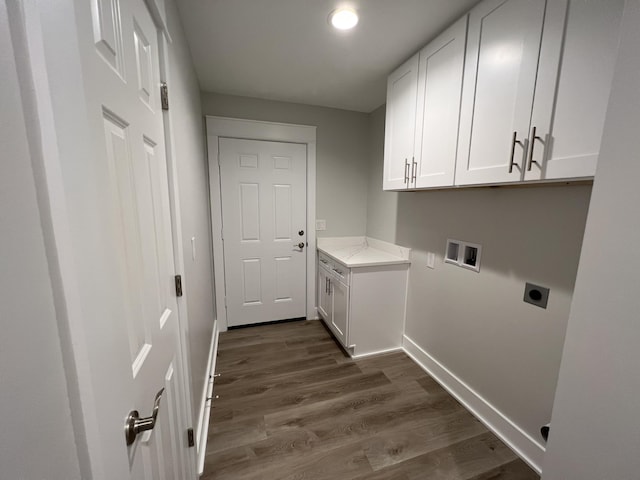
524,0 -> 624,181
383,54 -> 419,191
414,16 -> 467,189
455,0 -> 546,186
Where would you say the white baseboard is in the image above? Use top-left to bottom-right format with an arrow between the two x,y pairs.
196,320 -> 220,476
351,346 -> 403,360
402,334 -> 544,474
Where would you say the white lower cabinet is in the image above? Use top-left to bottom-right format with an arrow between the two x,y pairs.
317,252 -> 408,357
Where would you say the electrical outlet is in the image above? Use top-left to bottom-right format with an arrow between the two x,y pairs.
316,219 -> 326,231
524,283 -> 550,309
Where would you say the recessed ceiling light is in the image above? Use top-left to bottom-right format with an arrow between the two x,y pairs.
329,8 -> 358,30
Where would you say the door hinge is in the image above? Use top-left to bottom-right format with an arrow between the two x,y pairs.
160,82 -> 169,110
174,274 -> 183,297
187,428 -> 195,448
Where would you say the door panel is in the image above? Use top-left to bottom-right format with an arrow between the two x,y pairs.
219,138 -> 307,326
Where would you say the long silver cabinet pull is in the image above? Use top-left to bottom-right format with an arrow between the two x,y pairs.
509,131 -> 523,173
403,159 -> 409,184
411,157 -> 417,184
527,126 -> 542,171
125,388 -> 165,446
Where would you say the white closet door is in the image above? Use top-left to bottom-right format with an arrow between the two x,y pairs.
60,0 -> 194,477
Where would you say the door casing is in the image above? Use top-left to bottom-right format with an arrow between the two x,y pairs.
206,116 -> 318,331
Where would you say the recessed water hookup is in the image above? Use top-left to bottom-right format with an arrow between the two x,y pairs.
444,239 -> 482,273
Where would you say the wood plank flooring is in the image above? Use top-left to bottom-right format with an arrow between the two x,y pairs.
202,320 -> 539,480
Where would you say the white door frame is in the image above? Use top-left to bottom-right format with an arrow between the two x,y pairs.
206,116 -> 317,332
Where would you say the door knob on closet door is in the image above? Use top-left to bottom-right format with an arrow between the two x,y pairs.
124,388 -> 165,446
294,242 -> 305,249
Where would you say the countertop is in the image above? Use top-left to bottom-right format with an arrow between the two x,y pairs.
317,236 -> 411,268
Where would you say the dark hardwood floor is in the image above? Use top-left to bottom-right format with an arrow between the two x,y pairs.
202,320 -> 539,480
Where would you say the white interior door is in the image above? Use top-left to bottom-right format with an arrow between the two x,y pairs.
68,0 -> 193,477
219,138 -> 307,327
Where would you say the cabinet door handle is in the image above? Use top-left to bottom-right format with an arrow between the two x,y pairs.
326,277 -> 330,295
403,159 -> 409,184
411,157 -> 417,184
509,131 -> 523,173
527,126 -> 542,171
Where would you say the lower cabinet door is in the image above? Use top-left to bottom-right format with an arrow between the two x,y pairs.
331,279 -> 349,347
318,267 -> 332,323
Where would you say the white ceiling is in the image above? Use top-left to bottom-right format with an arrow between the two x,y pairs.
176,0 -> 480,113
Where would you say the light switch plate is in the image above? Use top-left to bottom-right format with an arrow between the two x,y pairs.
427,252 -> 436,269
316,219 -> 326,231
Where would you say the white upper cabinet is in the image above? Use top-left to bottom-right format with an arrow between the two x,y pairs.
383,54 -> 419,190
455,0 -> 546,186
523,0 -> 624,181
383,0 -> 623,190
414,16 -> 467,188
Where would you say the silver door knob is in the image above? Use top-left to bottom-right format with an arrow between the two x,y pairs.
124,388 -> 164,446
295,242 -> 305,249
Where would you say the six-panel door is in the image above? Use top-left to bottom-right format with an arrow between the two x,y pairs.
70,0 -> 194,477
219,138 -> 308,327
